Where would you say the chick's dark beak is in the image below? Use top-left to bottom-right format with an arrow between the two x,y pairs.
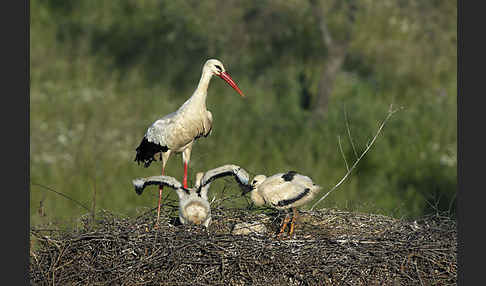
240,184 -> 254,195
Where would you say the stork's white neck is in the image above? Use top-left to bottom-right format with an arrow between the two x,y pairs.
193,68 -> 214,102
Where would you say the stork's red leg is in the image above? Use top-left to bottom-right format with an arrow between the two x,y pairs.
155,167 -> 165,229
288,208 -> 299,237
183,161 -> 188,188
277,213 -> 291,239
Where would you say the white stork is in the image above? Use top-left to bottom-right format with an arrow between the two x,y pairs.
132,164 -> 250,228
242,171 -> 321,238
134,59 -> 245,226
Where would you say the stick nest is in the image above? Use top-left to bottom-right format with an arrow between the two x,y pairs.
30,205 -> 457,285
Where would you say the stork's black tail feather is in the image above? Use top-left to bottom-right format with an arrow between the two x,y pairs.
134,137 -> 168,168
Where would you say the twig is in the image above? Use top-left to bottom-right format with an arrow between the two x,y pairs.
91,178 -> 97,222
344,105 -> 358,160
337,135 -> 349,172
310,104 -> 399,210
31,182 -> 91,212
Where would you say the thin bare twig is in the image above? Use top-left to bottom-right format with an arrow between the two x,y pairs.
91,178 -> 97,222
310,104 -> 400,210
31,182 -> 91,212
344,105 -> 358,160
337,135 -> 349,172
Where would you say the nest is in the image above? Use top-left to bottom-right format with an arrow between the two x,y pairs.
30,204 -> 457,285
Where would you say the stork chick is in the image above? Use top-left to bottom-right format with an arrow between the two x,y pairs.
243,171 -> 321,239
133,172 -> 212,227
178,172 -> 212,227
132,164 -> 250,228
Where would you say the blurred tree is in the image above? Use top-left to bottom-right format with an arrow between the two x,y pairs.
310,0 -> 358,116
36,0 -> 456,104
349,0 -> 457,100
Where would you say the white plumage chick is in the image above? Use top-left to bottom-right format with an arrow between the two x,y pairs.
133,172 -> 212,227
243,171 -> 321,238
178,172 -> 212,227
132,164 -> 250,228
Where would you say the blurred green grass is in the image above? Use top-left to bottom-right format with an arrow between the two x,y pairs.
30,0 -> 456,227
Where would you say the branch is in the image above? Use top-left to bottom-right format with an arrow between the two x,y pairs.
310,104 -> 400,210
337,135 -> 349,171
344,105 -> 359,160
31,182 -> 91,212
309,0 -> 334,47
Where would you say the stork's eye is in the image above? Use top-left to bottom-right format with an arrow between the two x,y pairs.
215,65 -> 222,72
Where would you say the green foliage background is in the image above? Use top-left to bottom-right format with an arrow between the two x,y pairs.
30,0 -> 457,227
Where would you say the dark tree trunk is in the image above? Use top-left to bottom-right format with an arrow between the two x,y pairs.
313,44 -> 348,116
310,0 -> 355,117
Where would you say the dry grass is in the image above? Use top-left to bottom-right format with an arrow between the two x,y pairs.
30,204 -> 456,285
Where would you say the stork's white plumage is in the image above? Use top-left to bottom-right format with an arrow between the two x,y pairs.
132,164 -> 250,228
132,172 -> 212,227
134,59 -> 245,227
178,172 -> 212,227
243,171 -> 321,238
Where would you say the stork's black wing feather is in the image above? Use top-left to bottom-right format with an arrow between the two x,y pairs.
200,164 -> 250,189
132,175 -> 182,195
134,137 -> 168,168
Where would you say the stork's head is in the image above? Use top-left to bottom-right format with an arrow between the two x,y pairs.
241,174 -> 266,195
251,175 -> 267,188
243,175 -> 267,206
205,59 -> 226,75
204,58 -> 245,97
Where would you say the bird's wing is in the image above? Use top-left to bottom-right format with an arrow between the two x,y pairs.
191,110 -> 213,142
144,112 -> 177,146
293,174 -> 315,185
263,173 -> 287,185
203,110 -> 213,137
132,175 -> 182,195
263,182 -> 310,208
271,172 -> 315,187
200,164 -> 250,188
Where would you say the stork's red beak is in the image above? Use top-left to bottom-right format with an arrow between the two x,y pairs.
218,72 -> 245,97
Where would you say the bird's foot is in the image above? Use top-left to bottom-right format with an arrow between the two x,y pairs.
287,208 -> 299,239
276,215 -> 291,240
288,221 -> 297,238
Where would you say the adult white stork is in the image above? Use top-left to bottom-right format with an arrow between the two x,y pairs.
132,164 -> 250,228
134,59 -> 245,226
242,171 -> 321,238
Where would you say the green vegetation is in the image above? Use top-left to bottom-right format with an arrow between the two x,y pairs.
30,0 -> 456,227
